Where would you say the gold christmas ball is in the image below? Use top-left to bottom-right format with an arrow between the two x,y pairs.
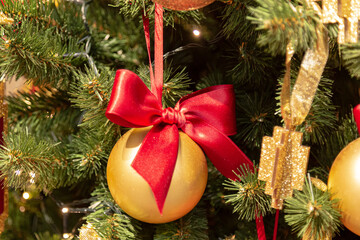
107,127 -> 208,224
152,0 -> 215,11
328,138 -> 360,236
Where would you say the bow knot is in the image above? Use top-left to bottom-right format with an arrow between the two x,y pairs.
161,107 -> 186,128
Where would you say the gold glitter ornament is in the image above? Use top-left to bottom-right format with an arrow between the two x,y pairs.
107,127 -> 208,224
259,126 -> 310,209
79,223 -> 101,240
328,138 -> 360,236
319,0 -> 360,43
152,0 -> 215,10
0,12 -> 14,25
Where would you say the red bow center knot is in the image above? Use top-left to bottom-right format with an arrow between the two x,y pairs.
161,107 -> 186,128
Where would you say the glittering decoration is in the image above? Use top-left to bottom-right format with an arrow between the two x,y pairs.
310,177 -> 327,192
320,0 -> 360,43
303,223 -> 332,240
290,28 -> 329,126
152,0 -> 214,10
259,126 -> 310,209
0,12 -> 14,25
79,223 -> 101,240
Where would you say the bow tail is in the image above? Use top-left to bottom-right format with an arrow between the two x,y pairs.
131,124 -> 179,214
183,119 -> 253,180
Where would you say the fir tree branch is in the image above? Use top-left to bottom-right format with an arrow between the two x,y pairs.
7,86 -> 81,140
84,184 -> 141,239
0,21 -> 82,87
223,164 -> 272,221
248,0 -> 320,55
137,64 -> 192,108
284,178 -> 341,239
0,130 -> 67,192
154,207 -> 209,240
110,0 -> 202,27
341,42 -> 360,79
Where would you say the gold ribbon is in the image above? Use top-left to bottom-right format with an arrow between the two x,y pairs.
281,26 -> 329,128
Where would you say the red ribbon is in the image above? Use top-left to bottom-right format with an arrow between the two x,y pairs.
353,104 -> 360,135
106,69 -> 253,212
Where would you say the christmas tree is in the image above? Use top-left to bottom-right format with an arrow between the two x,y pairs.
0,0 -> 360,239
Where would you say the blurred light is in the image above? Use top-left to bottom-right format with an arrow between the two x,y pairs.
63,233 -> 70,239
62,207 -> 69,214
29,171 -> 36,178
22,192 -> 30,200
19,206 -> 26,212
193,29 -> 200,36
15,169 -> 21,176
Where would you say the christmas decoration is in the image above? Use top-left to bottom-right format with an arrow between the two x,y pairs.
312,0 -> 360,43
0,82 -> 8,234
0,11 -> 13,25
79,223 -> 101,240
259,126 -> 309,209
152,0 -> 214,11
259,25 -> 329,209
105,4 -> 253,224
353,104 -> 360,135
328,137 -> 360,236
107,127 -> 207,223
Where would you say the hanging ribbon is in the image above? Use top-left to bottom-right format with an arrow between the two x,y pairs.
353,104 -> 360,135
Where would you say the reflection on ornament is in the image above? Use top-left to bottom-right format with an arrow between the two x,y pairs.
328,138 -> 360,236
259,126 -> 310,209
152,0 -> 214,11
107,127 -> 208,223
79,223 -> 101,240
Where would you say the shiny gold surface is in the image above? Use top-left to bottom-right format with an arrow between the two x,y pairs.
328,138 -> 360,236
107,127 -> 208,224
152,0 -> 214,10
259,126 -> 310,209
0,12 -> 14,25
79,224 -> 101,240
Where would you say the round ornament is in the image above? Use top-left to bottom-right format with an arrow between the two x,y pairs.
328,138 -> 360,236
107,127 -> 208,224
152,0 -> 215,11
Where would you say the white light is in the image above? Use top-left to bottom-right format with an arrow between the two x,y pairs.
63,233 -> 70,239
62,207 -> 69,214
22,192 -> 30,200
15,169 -> 22,176
29,171 -> 36,178
193,29 -> 200,36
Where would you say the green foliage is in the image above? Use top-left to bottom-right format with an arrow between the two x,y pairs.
284,178 -> 341,239
84,184 -> 140,239
70,67 -> 118,135
312,115 -> 359,172
221,0 -> 258,40
341,42 -> 360,79
137,64 -> 192,108
223,165 -> 272,221
248,0 -> 319,55
0,21 -> 81,87
110,0 -> 202,27
234,89 -> 280,149
154,207 -> 209,240
0,130 -> 64,192
7,86 -> 81,141
69,128 -> 109,180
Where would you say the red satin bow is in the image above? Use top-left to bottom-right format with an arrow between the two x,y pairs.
106,69 -> 253,213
